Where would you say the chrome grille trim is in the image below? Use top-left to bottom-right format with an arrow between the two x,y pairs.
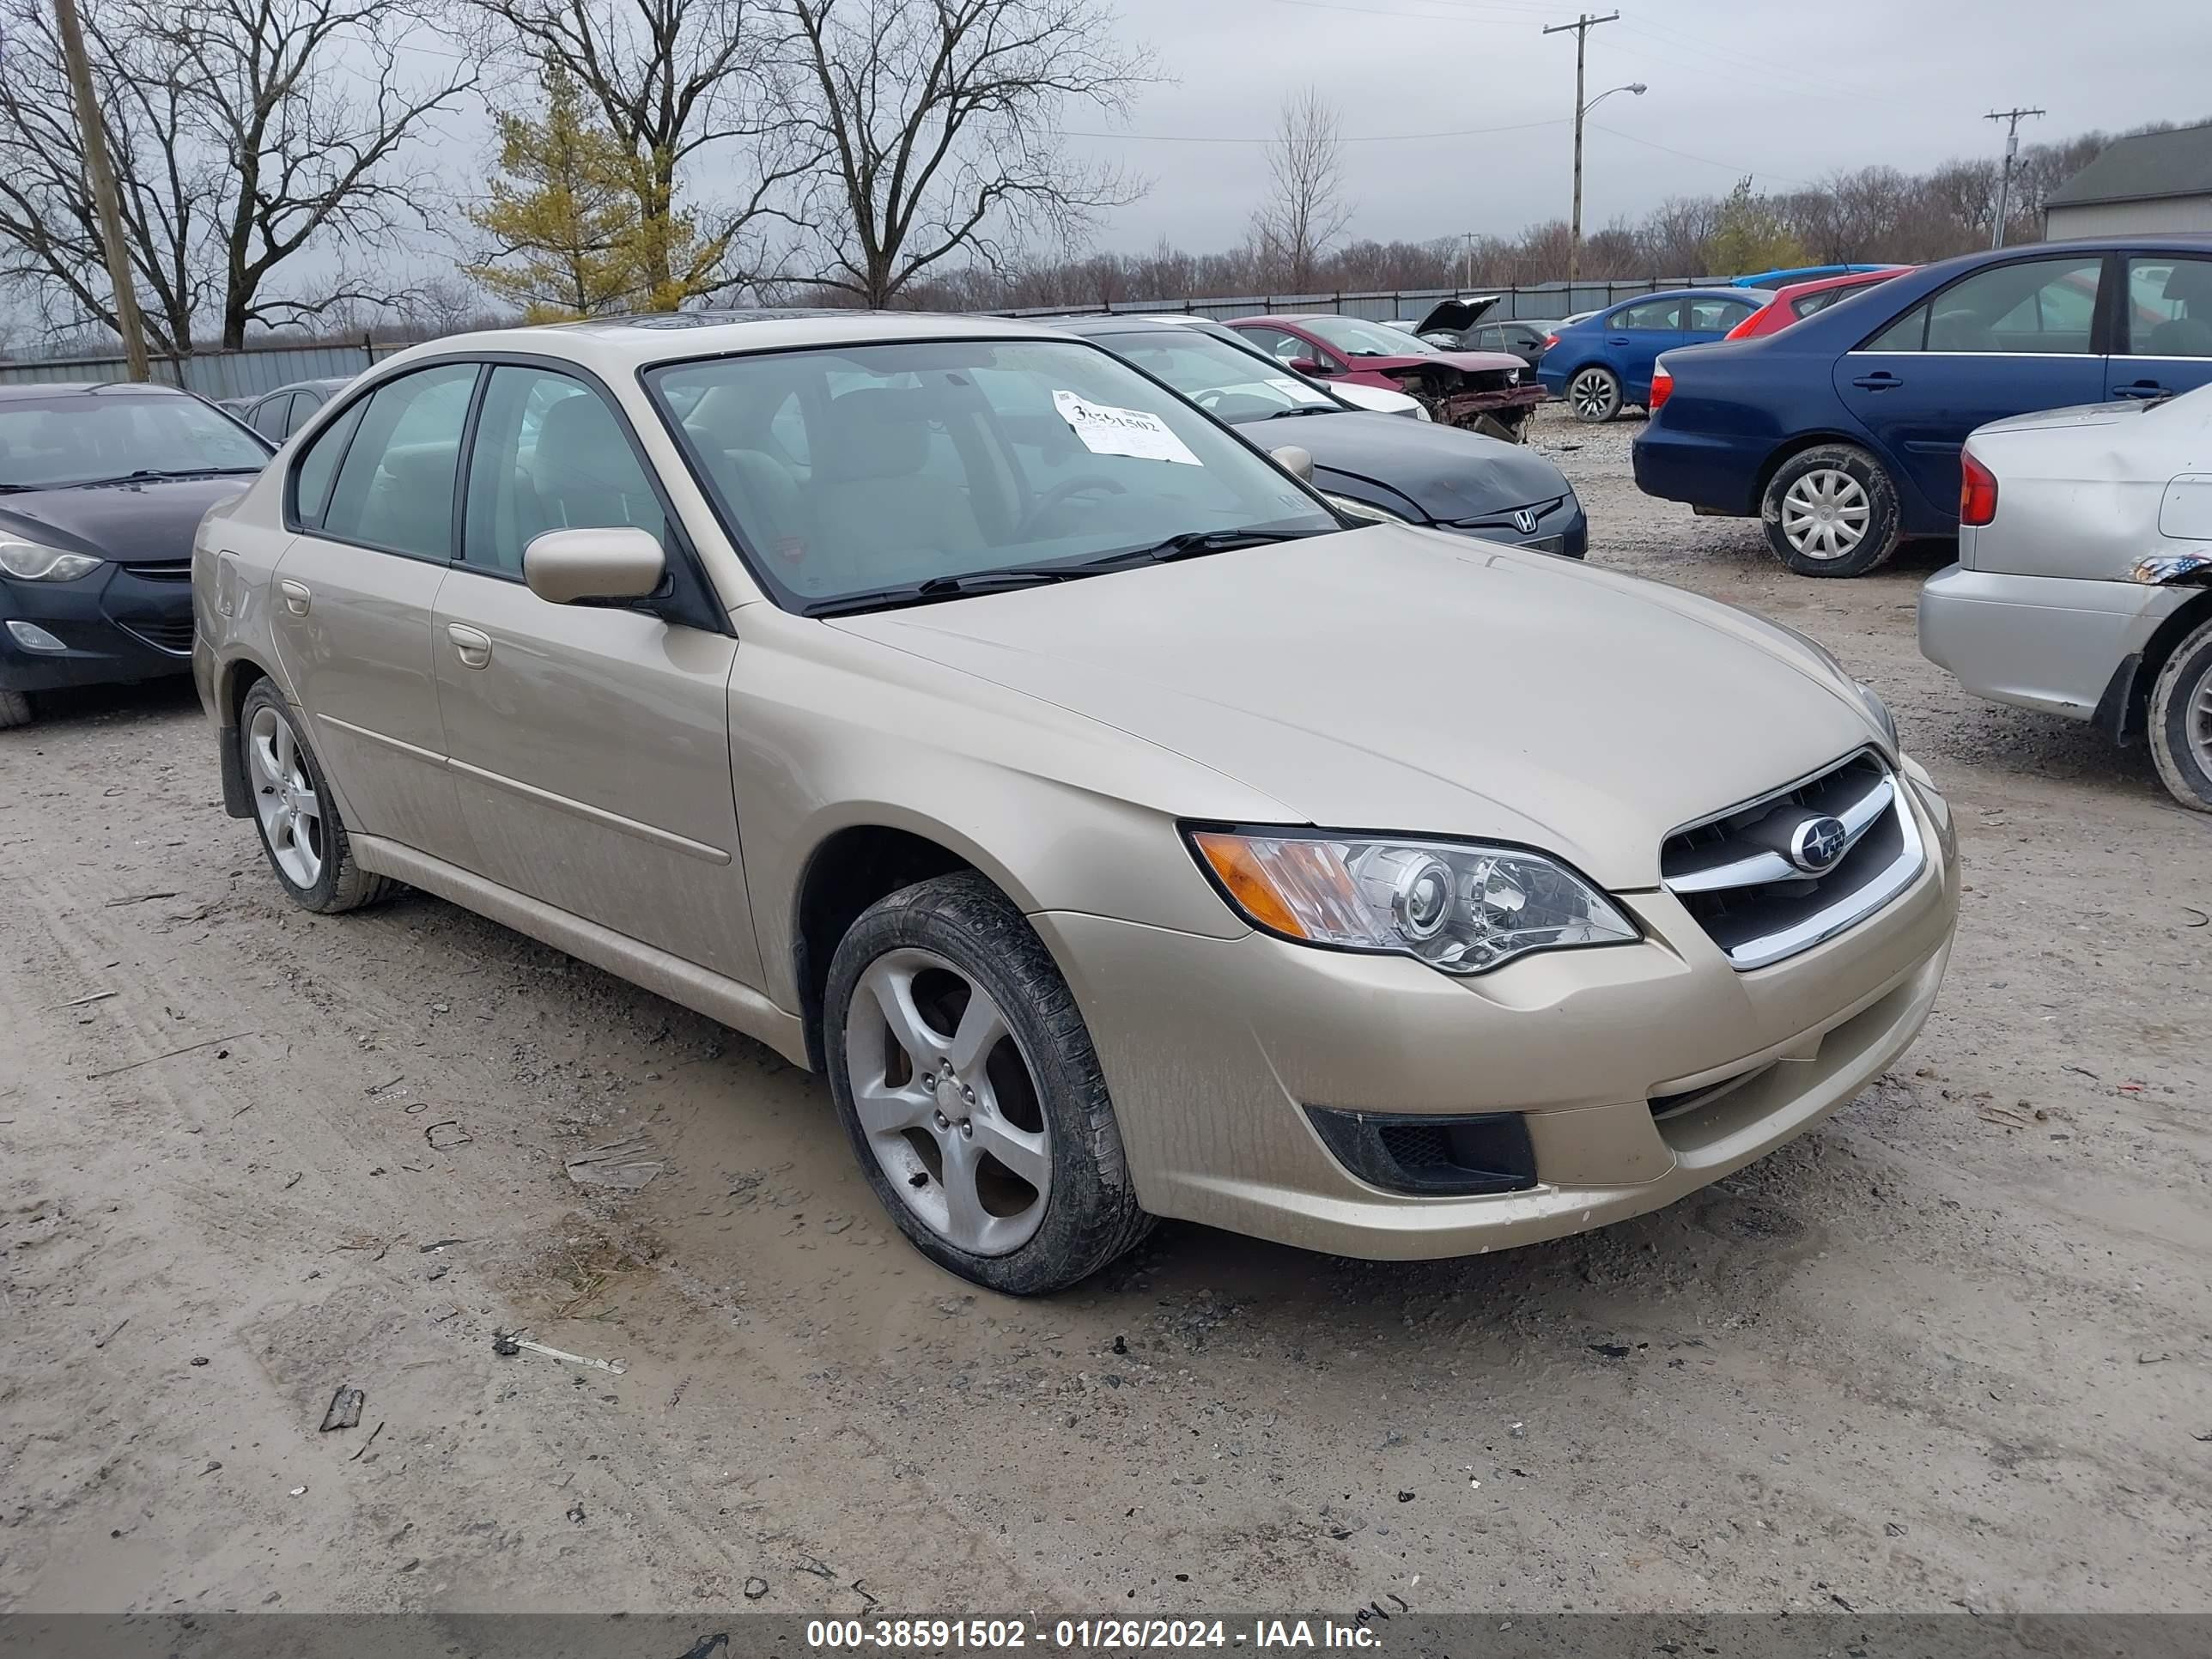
1662,750 -> 1923,972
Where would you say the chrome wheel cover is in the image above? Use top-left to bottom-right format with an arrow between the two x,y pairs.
247,703 -> 325,889
1780,467 -> 1872,560
844,948 -> 1051,1255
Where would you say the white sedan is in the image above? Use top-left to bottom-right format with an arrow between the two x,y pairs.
1918,383 -> 2212,811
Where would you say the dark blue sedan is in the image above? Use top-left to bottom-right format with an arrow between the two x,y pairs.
1632,237 -> 2212,576
1536,288 -> 1771,422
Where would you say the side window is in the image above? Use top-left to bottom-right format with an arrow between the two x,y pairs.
319,362 -> 478,558
1689,299 -> 1754,331
1916,256 -> 2102,354
1238,327 -> 1310,368
248,393 -> 294,441
2123,256 -> 2212,358
283,390 -> 326,438
1862,303 -> 1928,352
290,398 -> 366,526
1614,300 -> 1682,331
462,365 -> 665,577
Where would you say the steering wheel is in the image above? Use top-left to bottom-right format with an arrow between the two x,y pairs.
1015,473 -> 1126,538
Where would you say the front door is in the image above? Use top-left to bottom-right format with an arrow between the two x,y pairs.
1604,297 -> 1683,401
1833,252 -> 2107,525
431,362 -> 762,985
2106,252 -> 2212,404
268,363 -> 478,854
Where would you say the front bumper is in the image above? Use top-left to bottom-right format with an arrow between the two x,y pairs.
1035,773 -> 1957,1260
1918,563 -> 2192,725
0,562 -> 194,693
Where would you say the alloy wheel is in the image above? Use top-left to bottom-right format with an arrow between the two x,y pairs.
843,947 -> 1051,1255
1569,368 -> 1618,421
1779,468 -> 1872,561
248,702 -> 325,889
2191,672 -> 2212,775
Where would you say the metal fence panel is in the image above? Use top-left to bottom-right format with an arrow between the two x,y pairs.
0,341 -> 375,400
994,276 -> 1717,327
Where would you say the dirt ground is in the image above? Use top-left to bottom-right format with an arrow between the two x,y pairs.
3,404 -> 2207,1620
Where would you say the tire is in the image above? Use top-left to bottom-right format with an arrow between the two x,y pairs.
0,688 -> 30,730
1760,443 -> 1903,578
1566,365 -> 1621,423
823,870 -> 1152,1295
239,680 -> 395,913
2147,614 -> 2212,814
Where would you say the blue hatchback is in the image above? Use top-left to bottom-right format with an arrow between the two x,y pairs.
1632,237 -> 2212,575
1537,288 -> 1771,422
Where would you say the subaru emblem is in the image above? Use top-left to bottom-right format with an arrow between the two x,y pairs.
1788,815 -> 1849,873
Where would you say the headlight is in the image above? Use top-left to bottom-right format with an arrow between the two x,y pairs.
1188,828 -> 1638,975
0,537 -> 103,582
1323,492 -> 1413,526
1409,401 -> 1433,421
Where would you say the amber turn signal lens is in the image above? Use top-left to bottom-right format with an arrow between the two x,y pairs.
1191,831 -> 1309,939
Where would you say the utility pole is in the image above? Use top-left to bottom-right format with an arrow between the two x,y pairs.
1462,230 -> 1475,291
1985,106 -> 2045,250
51,0 -> 149,381
1544,10 -> 1619,293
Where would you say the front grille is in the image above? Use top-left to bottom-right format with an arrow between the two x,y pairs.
118,616 -> 195,655
1452,495 -> 1565,538
1662,750 -> 1923,971
121,561 -> 192,582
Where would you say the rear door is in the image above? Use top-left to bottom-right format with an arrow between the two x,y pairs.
246,392 -> 295,443
268,363 -> 477,856
1604,298 -> 1682,399
2106,252 -> 2212,404
431,362 -> 760,983
1832,252 -> 2107,526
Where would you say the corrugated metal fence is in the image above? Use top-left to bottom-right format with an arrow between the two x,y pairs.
0,337 -> 410,400
995,276 -> 1714,325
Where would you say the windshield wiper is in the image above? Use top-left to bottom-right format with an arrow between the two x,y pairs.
1110,526 -> 1320,564
63,465 -> 261,489
1263,404 -> 1332,418
802,567 -> 1088,617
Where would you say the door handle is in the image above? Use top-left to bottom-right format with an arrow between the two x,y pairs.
447,623 -> 493,669
278,577 -> 311,616
1850,372 -> 1903,391
2113,380 -> 2169,399
1606,335 -> 1632,345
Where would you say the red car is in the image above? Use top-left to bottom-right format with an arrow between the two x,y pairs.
1724,268 -> 1912,339
1227,313 -> 1545,441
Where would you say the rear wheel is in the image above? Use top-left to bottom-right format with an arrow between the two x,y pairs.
1566,366 -> 1621,423
2147,615 -> 2212,813
240,680 -> 394,913
0,688 -> 30,730
823,871 -> 1152,1295
1760,444 -> 1902,578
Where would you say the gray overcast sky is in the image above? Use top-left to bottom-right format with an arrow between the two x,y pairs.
1060,0 -> 2212,252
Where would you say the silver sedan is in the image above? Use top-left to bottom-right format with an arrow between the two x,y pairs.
1919,386 -> 2212,812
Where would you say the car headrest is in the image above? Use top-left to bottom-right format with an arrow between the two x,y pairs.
2162,262 -> 2212,306
533,393 -> 638,494
813,389 -> 934,483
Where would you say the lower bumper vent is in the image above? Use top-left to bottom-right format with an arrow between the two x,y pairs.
1307,1107 -> 1537,1197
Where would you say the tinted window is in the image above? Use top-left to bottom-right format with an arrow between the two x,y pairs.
292,400 -> 364,525
285,388 -> 329,437
1686,298 -> 1754,331
2122,256 -> 2212,357
248,393 -> 295,441
0,392 -> 268,489
1862,303 -> 1928,352
1909,256 -> 2102,354
461,367 -> 665,577
647,338 -> 1334,609
1614,299 -> 1682,331
319,363 -> 477,558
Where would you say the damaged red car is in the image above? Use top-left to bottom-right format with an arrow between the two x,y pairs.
1228,313 -> 1545,441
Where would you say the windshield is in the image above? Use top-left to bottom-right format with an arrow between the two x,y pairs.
1299,316 -> 1437,358
646,337 -> 1339,611
0,393 -> 269,489
1099,331 -> 1341,423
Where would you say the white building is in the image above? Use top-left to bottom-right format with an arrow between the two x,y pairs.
2045,123 -> 2212,239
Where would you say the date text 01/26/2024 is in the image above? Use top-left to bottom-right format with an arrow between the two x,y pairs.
805,1619 -> 1383,1650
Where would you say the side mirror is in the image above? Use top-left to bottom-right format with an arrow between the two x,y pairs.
1289,357 -> 1330,376
523,526 -> 666,605
1269,444 -> 1314,483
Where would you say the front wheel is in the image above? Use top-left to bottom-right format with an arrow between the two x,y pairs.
1760,444 -> 1903,577
2147,615 -> 2212,813
1566,366 -> 1621,423
0,688 -> 30,730
823,871 -> 1152,1295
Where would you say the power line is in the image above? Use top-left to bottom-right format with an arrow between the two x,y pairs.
1588,123 -> 1813,189
1985,106 -> 2045,248
1063,116 -> 1568,145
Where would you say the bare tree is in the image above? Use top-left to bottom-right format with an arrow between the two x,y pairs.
779,0 -> 1154,308
0,0 -> 474,352
1250,86 -> 1350,292
462,0 -> 811,306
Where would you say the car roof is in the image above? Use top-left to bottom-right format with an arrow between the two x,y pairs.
1604,287 -> 1773,310
255,377 -> 353,398
0,380 -> 193,400
372,307 -> 1074,380
1767,269 -> 1908,303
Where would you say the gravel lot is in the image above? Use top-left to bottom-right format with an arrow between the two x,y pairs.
3,404 -> 2207,1620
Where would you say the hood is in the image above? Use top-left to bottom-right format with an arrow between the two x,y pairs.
0,475 -> 256,563
1413,295 -> 1502,334
1299,410 -> 1571,521
828,528 -> 1878,889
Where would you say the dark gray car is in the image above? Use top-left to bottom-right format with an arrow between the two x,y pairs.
237,376 -> 354,443
1049,313 -> 1586,556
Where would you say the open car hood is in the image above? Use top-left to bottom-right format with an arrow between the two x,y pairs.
1412,295 -> 1502,335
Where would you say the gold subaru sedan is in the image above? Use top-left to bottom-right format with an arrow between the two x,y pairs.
191,312 -> 1959,1294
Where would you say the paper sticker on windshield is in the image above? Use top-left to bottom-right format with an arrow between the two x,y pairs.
1052,390 -> 1200,465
